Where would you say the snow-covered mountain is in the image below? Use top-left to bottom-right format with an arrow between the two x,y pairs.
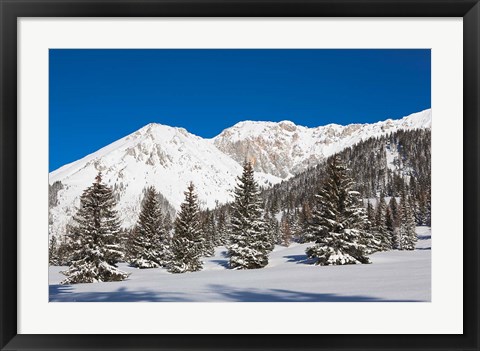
49,109 -> 431,237
49,123 -> 281,237
213,109 -> 432,178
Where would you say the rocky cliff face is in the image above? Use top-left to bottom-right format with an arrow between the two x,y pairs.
212,109 -> 432,178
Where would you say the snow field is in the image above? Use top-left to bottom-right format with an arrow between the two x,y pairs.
49,227 -> 431,302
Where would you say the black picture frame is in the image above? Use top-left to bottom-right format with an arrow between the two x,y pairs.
1,1 -> 478,350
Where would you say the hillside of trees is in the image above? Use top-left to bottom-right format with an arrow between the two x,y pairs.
49,128 -> 431,284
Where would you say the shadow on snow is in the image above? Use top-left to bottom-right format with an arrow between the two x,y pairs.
206,284 -> 423,302
49,285 -> 189,302
417,234 -> 431,240
49,283 -> 423,302
283,254 -> 317,265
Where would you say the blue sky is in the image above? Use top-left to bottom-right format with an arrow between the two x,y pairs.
49,49 -> 431,171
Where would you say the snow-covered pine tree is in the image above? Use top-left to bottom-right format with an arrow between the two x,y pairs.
215,208 -> 229,246
298,202 -> 313,243
388,197 -> 400,249
228,160 -> 273,269
117,228 -> 131,258
61,173 -> 129,284
425,188 -> 431,226
415,191 -> 427,226
385,206 -> 395,247
200,211 -> 216,257
364,199 -> 382,253
163,212 -> 174,237
366,200 -> 375,225
399,189 -> 417,250
169,182 -> 204,273
263,210 -> 280,246
55,232 -> 74,266
129,186 -> 171,268
288,209 -> 301,242
48,236 -> 59,266
375,193 -> 392,251
279,212 -> 293,246
306,155 -> 371,265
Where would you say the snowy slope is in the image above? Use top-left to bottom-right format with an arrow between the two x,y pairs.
49,123 -> 281,236
213,109 -> 432,178
49,109 -> 431,238
49,227 -> 431,302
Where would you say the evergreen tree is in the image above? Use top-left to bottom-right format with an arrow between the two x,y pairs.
169,182 -> 204,273
263,210 -> 280,246
306,155 -> 371,265
279,212 -> 293,246
364,199 -> 382,253
215,209 -> 229,246
374,193 -> 392,251
122,227 -> 137,263
129,186 -> 171,268
388,197 -> 400,249
298,202 -> 313,243
48,236 -> 59,266
163,212 -> 174,236
385,206 -> 395,246
228,161 -> 273,269
56,231 -> 74,266
425,185 -> 432,226
61,173 -> 129,284
399,190 -> 417,250
200,211 -> 216,257
366,200 -> 375,226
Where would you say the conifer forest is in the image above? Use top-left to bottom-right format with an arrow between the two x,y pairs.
49,125 -> 431,302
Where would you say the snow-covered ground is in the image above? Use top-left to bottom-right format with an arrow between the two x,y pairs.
49,227 -> 431,302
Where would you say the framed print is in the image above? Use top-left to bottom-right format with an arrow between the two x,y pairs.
1,0 -> 479,350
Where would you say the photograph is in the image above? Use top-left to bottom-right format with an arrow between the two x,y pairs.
48,48 -> 432,302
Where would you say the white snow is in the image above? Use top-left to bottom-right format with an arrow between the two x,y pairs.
48,110 -> 431,238
213,109 -> 432,178
48,123 -> 282,236
49,227 -> 431,302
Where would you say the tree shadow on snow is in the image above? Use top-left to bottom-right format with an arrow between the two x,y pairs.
49,284 -> 73,300
283,254 -> 317,265
49,285 -> 189,302
417,234 -> 431,240
207,284 -> 423,302
210,259 -> 230,269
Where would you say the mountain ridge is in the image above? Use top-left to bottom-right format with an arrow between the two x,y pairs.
213,109 -> 431,178
49,109 -> 431,237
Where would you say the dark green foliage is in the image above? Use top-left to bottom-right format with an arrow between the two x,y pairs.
279,212 -> 293,246
200,210 -> 216,257
48,236 -> 59,266
297,202 -> 313,243
388,197 -> 400,249
399,189 -> 417,250
263,210 -> 280,246
257,129 -> 431,217
374,194 -> 393,251
306,156 -> 371,265
61,173 -> 129,284
215,209 -> 229,246
129,186 -> 171,268
169,182 -> 204,273
228,161 -> 273,269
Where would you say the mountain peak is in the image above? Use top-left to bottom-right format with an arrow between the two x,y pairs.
213,109 -> 431,178
49,109 -> 431,238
